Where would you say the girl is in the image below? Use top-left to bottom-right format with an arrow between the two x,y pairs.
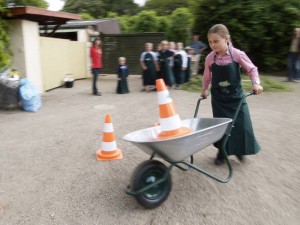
201,24 -> 263,165
116,57 -> 129,94
140,43 -> 158,92
173,42 -> 188,88
157,40 -> 175,87
90,38 -> 103,96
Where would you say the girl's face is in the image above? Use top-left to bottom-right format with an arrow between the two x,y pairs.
119,59 -> 125,65
95,40 -> 101,47
145,45 -> 152,51
208,33 -> 228,54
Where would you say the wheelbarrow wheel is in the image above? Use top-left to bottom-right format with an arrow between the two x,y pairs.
131,160 -> 172,208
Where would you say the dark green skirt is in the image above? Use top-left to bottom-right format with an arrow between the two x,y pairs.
212,95 -> 261,156
117,79 -> 129,94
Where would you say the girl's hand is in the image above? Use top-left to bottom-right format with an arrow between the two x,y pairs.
251,84 -> 263,95
117,78 -> 121,80
142,66 -> 147,70
201,89 -> 209,99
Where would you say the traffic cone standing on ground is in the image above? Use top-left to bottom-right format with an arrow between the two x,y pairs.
156,79 -> 192,139
96,114 -> 123,161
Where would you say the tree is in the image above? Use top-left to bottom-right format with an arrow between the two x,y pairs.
168,8 -> 193,43
62,0 -> 105,18
143,0 -> 190,16
5,0 -> 48,8
157,16 -> 169,33
63,0 -> 139,18
193,0 -> 300,71
0,0 -> 11,68
132,10 -> 158,32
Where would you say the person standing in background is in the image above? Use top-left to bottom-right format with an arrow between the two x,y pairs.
140,43 -> 158,92
116,57 -> 130,94
173,42 -> 188,88
190,34 -> 207,76
90,38 -> 103,96
287,28 -> 300,82
157,40 -> 175,87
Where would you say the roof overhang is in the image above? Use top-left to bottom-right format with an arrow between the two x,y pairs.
3,6 -> 80,25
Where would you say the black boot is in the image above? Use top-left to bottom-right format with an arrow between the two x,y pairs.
236,155 -> 245,163
214,151 -> 225,165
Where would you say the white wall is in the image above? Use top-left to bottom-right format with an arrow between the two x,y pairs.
9,20 -> 43,92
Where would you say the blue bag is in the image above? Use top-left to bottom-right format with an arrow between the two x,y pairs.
19,78 -> 42,112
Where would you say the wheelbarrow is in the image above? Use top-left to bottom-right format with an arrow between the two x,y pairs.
123,92 -> 254,208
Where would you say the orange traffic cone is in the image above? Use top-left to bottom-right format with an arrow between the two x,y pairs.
96,114 -> 123,161
156,79 -> 192,139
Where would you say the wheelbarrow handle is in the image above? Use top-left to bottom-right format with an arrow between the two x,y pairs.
194,92 -> 255,118
194,95 -> 208,118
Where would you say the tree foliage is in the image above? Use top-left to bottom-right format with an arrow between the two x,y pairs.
193,0 -> 300,71
63,0 -> 139,18
132,10 -> 158,32
143,0 -> 191,16
0,0 -> 11,68
5,0 -> 48,8
168,8 -> 193,43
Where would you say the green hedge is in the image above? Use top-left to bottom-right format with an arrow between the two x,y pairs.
192,0 -> 300,71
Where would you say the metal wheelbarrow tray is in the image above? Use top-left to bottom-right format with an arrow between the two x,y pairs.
124,92 -> 254,209
123,117 -> 232,163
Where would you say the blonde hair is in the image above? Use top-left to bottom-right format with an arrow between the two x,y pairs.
208,24 -> 232,45
145,43 -> 153,47
118,57 -> 126,62
161,40 -> 169,45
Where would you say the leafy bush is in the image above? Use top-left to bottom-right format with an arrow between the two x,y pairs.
192,0 -> 300,71
0,2 -> 11,68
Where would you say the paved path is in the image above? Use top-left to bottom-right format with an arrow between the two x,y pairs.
0,76 -> 299,225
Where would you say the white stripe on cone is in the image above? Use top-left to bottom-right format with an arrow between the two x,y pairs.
157,90 -> 173,105
103,123 -> 114,132
101,141 -> 117,151
160,114 -> 182,131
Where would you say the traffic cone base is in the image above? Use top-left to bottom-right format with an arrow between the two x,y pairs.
96,114 -> 123,161
157,126 -> 191,139
96,149 -> 123,161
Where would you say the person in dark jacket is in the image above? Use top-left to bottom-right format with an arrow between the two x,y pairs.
116,57 -> 129,94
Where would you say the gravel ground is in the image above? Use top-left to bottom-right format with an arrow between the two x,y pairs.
0,75 -> 299,225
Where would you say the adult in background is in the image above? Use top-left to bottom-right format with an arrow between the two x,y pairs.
287,28 -> 300,82
190,34 -> 207,75
90,38 -> 103,96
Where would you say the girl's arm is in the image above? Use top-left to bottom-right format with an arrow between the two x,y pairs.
237,50 -> 263,94
201,56 -> 212,98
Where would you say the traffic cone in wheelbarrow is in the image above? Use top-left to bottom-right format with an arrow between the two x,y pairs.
96,114 -> 123,161
156,79 -> 192,139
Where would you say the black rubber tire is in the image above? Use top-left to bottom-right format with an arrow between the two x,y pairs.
131,160 -> 172,209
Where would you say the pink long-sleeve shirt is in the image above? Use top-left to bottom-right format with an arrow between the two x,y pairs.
202,45 -> 260,90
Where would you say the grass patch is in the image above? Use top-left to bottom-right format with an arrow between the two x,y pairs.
181,74 -> 293,93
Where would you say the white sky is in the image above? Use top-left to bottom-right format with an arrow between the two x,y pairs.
46,0 -> 147,11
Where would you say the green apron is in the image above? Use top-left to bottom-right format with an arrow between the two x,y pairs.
117,66 -> 129,94
143,53 -> 156,86
211,51 -> 260,156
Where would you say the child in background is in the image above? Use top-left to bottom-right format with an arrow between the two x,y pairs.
184,46 -> 194,83
140,43 -> 158,92
201,24 -> 263,165
168,41 -> 177,87
173,42 -> 188,88
157,40 -> 175,87
116,57 -> 129,94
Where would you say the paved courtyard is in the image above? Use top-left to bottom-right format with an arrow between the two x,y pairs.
0,75 -> 299,224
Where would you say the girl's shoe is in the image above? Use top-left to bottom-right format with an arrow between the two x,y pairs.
214,152 -> 225,165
